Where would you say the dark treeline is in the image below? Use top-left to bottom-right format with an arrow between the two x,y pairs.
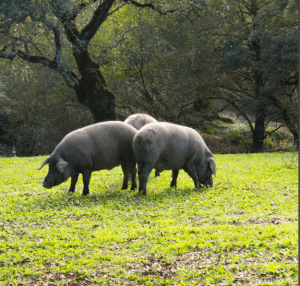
0,0 -> 298,156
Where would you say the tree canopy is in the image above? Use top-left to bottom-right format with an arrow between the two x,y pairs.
0,0 -> 298,155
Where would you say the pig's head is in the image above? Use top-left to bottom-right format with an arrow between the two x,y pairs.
197,158 -> 216,187
38,156 -> 72,188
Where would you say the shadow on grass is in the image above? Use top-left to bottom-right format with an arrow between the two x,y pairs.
29,179 -> 210,212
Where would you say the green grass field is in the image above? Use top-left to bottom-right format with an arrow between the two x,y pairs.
0,153 -> 298,285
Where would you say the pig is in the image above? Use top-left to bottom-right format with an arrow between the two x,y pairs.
124,113 -> 160,177
38,121 -> 137,195
124,113 -> 158,130
132,122 -> 216,194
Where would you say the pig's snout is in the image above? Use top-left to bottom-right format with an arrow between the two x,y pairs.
42,181 -> 52,189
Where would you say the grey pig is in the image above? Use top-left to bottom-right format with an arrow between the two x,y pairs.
124,113 -> 157,130
124,113 -> 160,177
38,121 -> 137,195
132,122 -> 216,194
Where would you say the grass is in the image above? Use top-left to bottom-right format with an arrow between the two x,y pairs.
0,153 -> 298,285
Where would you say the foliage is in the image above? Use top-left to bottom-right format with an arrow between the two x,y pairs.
0,0 -> 298,153
0,153 -> 298,285
207,0 -> 299,152
97,2 -> 219,123
0,59 -> 93,156
220,126 -> 294,153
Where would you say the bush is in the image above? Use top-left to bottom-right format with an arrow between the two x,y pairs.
226,128 -> 252,153
0,144 -> 13,157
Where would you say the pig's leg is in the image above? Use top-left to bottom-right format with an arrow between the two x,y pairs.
130,171 -> 137,190
130,165 -> 137,190
82,169 -> 92,195
138,163 -> 154,195
170,170 -> 179,188
138,163 -> 144,179
121,163 -> 137,190
155,169 -> 161,177
137,163 -> 144,192
184,166 -> 201,188
121,164 -> 129,190
68,173 -> 79,193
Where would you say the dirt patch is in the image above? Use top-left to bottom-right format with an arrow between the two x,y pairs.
126,247 -> 297,284
25,272 -> 92,286
248,218 -> 282,225
18,246 -> 297,285
14,258 -> 31,266
127,256 -> 177,279
190,217 -> 297,226
190,216 -> 207,222
231,217 -> 297,225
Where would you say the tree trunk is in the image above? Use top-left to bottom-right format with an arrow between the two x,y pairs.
248,4 -> 266,153
251,108 -> 265,153
73,48 -> 116,123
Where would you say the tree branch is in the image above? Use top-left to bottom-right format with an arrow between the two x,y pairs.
218,85 -> 254,99
263,117 -> 297,139
50,5 -> 81,44
0,46 -> 79,88
108,2 -> 129,16
80,0 -> 116,46
138,58 -> 153,103
95,25 -> 139,63
279,72 -> 298,86
123,0 -> 177,15
0,49 -> 17,60
215,99 -> 241,114
50,0 -> 98,24
15,48 -> 58,70
53,26 -> 62,65
208,96 -> 254,133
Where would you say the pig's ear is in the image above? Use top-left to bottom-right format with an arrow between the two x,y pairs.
38,157 -> 50,170
56,158 -> 68,174
208,158 -> 217,176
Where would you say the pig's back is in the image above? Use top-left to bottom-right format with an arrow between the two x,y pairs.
124,114 -> 157,130
57,121 -> 137,171
133,122 -> 197,168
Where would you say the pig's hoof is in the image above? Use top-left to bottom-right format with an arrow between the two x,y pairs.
139,189 -> 146,195
137,191 -> 146,196
82,191 -> 89,196
137,189 -> 146,195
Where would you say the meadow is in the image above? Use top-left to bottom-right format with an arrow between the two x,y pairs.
0,153 -> 298,285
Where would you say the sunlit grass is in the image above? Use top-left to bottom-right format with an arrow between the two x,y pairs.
0,153 -> 298,285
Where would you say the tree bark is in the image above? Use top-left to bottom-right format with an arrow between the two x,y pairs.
251,101 -> 266,153
0,0 -> 177,123
249,4 -> 265,153
73,48 -> 116,122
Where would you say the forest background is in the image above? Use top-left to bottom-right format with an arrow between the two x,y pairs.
0,0 -> 298,156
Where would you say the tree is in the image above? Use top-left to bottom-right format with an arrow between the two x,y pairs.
0,0 -> 178,122
102,2 -> 219,125
0,58 -> 93,156
208,0 -> 298,152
